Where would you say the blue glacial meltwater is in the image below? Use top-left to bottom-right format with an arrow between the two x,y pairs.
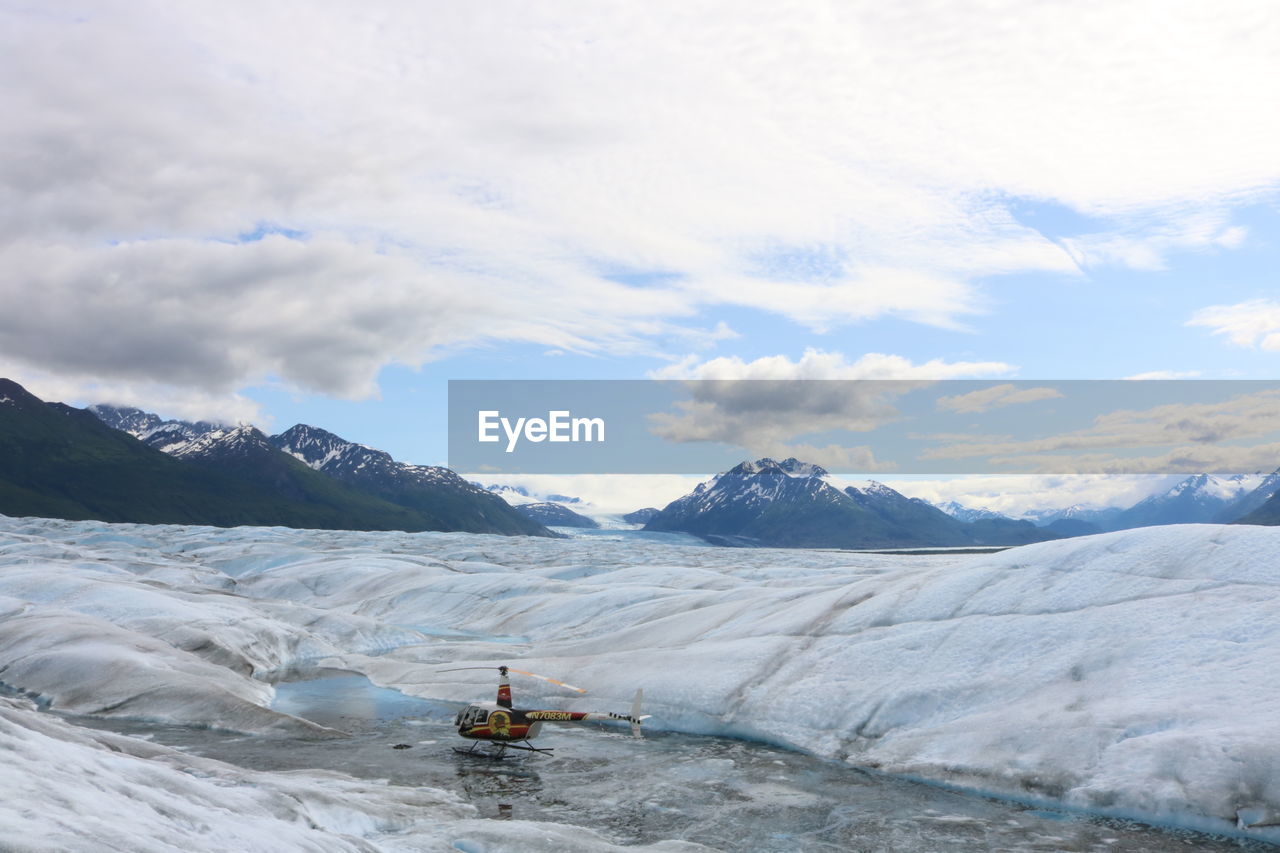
68,670 -> 1271,853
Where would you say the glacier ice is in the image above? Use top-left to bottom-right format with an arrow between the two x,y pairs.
0,694 -> 709,852
1,514 -> 1278,847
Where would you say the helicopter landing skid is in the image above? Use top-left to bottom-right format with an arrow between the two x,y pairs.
452,740 -> 554,759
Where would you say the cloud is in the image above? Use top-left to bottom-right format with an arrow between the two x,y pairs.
646,349 -> 1014,466
743,442 -> 895,473
0,363 -> 264,426
936,383 -> 1062,414
1061,213 -> 1250,271
651,349 -> 1015,382
477,471 -> 1187,518
892,474 -> 1178,517
1123,370 -> 1204,380
0,235 -> 702,404
463,473 -> 705,515
1188,299 -> 1280,351
921,389 -> 1280,472
3,2 -> 1280,416
976,444 -> 1280,475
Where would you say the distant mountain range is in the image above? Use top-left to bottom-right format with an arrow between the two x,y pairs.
1228,470 -> 1280,522
933,501 -> 1009,524
480,483 -> 586,506
9,376 -> 1280,546
483,484 -> 534,502
936,472 -> 1280,534
1110,473 -> 1266,529
0,380 -> 550,536
643,458 -> 1059,549
477,482 -> 601,528
268,424 -> 548,535
642,457 -> 1280,549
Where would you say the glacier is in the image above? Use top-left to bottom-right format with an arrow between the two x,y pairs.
0,694 -> 708,852
0,514 -> 1278,849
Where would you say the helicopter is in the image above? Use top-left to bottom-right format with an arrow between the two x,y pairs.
440,665 -> 649,758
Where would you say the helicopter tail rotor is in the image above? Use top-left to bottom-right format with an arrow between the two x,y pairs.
629,688 -> 646,738
604,687 -> 650,737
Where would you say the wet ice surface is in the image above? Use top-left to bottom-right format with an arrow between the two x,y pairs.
77,673 -> 1272,853
6,517 -> 1280,847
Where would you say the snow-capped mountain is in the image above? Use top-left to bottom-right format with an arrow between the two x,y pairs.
147,422 -> 471,532
1222,468 -> 1280,523
1018,477 -> 1279,534
847,485 -> 1053,546
644,457 -> 1058,549
514,501 -> 599,528
1,379 -> 452,531
89,405 -> 294,467
1112,473 -> 1267,530
167,424 -> 273,462
88,404 -> 223,450
623,507 -> 661,524
933,500 -> 1012,523
485,483 -> 532,502
271,424 -> 548,536
1018,504 -> 1125,534
481,482 -> 586,510
79,400 -> 550,536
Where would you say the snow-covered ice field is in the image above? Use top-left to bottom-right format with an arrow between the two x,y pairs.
1,514 -> 1278,850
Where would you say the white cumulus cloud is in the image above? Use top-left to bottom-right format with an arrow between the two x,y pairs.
3,2 -> 1279,415
646,349 -> 1015,468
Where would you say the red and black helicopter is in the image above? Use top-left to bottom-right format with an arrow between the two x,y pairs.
441,665 -> 649,757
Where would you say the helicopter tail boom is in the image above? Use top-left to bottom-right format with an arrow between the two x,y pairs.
522,688 -> 650,737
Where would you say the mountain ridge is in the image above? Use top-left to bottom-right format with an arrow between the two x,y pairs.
644,457 -> 1061,549
0,385 -> 551,536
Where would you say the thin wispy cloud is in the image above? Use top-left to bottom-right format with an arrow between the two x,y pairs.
651,349 -> 1015,382
893,474 -> 1178,517
1188,299 -> 1280,351
1124,370 -> 1204,380
937,384 -> 1063,414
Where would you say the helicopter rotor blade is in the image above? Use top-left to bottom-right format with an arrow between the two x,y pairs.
436,666 -> 587,694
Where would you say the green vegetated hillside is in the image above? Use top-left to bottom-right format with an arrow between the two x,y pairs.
0,378 -> 545,534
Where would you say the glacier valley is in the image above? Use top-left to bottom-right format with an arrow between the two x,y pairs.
0,515 -> 1277,851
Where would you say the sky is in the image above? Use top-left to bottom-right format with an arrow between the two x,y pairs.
3,1 -> 1280,512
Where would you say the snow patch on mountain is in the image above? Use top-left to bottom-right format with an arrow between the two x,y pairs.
843,480 -> 899,498
166,424 -> 267,460
933,500 -> 1010,523
88,404 -> 224,448
484,483 -> 540,506
1168,473 -> 1262,502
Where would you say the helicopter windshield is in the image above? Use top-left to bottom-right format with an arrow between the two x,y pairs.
456,706 -> 488,728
